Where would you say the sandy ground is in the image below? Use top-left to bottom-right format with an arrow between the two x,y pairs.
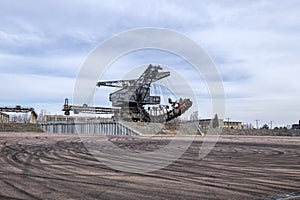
0,132 -> 299,200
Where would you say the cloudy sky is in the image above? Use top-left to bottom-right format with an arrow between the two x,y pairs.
0,0 -> 299,127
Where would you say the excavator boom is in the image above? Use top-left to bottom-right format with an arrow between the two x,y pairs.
63,64 -> 192,122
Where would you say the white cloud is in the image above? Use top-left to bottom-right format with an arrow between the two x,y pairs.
0,73 -> 74,113
0,0 -> 299,126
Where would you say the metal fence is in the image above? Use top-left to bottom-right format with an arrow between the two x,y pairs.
41,122 -> 139,136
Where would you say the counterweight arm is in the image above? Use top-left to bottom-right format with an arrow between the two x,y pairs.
96,79 -> 136,88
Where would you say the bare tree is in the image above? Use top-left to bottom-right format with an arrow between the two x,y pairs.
260,124 -> 269,129
38,109 -> 47,123
212,114 -> 219,128
189,111 -> 199,121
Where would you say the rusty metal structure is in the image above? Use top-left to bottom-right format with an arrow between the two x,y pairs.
63,98 -> 118,116
63,64 -> 192,122
0,106 -> 38,124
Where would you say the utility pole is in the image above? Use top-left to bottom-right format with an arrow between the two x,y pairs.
255,119 -> 260,129
298,120 -> 300,135
270,120 -> 274,129
226,118 -> 230,128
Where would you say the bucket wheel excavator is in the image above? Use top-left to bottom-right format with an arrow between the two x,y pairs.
63,64 -> 192,122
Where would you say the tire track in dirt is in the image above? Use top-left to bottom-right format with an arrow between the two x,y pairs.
0,133 -> 299,199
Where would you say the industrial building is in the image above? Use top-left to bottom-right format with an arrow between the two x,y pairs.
0,112 -> 9,123
199,118 -> 242,130
0,106 -> 38,124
